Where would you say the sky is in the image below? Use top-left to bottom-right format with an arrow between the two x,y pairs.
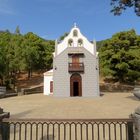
0,0 -> 139,41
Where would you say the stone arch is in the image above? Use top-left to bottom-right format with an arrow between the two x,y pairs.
73,30 -> 78,37
68,39 -> 73,47
78,39 -> 83,47
70,73 -> 82,97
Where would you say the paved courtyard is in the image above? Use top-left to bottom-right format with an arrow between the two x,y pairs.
0,92 -> 140,119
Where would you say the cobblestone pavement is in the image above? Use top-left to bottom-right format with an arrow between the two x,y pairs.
0,92 -> 139,119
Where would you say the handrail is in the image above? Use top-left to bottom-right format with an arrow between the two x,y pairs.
3,118 -> 133,122
68,63 -> 84,72
69,63 -> 84,66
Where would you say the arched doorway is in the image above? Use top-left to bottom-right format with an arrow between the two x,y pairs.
70,73 -> 82,97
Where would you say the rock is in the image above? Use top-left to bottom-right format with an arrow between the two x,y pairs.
0,108 -> 3,114
135,106 -> 140,115
133,86 -> 140,99
131,106 -> 140,140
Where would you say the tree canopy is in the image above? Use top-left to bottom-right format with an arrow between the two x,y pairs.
58,32 -> 69,41
0,29 -> 54,87
111,0 -> 140,16
0,27 -> 140,88
99,29 -> 140,83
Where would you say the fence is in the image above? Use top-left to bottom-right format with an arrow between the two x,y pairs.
0,86 -> 6,98
0,117 -> 134,140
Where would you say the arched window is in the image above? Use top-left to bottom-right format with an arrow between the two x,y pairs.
68,39 -> 73,47
73,30 -> 78,37
78,39 -> 83,47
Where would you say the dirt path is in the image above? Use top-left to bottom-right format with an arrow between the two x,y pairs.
0,92 -> 139,119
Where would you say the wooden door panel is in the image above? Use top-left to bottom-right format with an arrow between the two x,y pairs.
70,74 -> 82,97
50,81 -> 53,93
72,55 -> 79,63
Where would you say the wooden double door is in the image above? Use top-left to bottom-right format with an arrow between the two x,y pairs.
72,55 -> 79,64
70,73 -> 82,97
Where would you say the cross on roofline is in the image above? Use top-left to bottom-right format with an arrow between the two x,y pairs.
74,23 -> 77,28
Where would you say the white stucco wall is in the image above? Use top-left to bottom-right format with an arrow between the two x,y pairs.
44,25 -> 99,97
44,70 -> 53,95
56,26 -> 96,56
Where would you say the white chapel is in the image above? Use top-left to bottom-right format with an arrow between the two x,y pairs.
44,25 -> 99,97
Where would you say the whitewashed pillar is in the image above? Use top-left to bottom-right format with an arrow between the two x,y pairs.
55,39 -> 58,56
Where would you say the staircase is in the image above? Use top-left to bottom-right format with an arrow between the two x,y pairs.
16,72 -> 44,95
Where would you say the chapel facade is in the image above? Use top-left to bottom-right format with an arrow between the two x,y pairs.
44,25 -> 99,97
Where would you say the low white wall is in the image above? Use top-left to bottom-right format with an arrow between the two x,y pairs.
44,75 -> 53,95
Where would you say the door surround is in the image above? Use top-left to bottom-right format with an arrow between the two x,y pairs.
70,73 -> 82,97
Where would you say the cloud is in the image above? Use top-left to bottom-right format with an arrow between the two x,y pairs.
0,0 -> 15,15
41,35 -> 48,39
0,8 -> 15,15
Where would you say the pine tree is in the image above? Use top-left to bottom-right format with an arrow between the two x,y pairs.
15,26 -> 20,35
